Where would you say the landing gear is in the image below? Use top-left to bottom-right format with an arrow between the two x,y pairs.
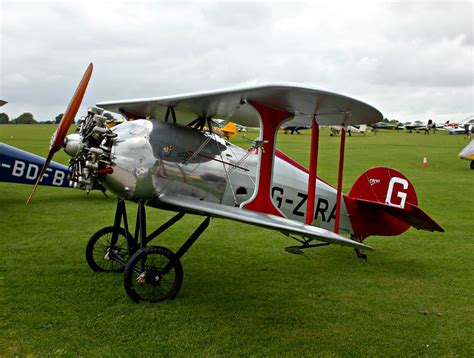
285,236 -> 330,254
86,226 -> 133,272
86,198 -> 210,303
124,246 -> 183,302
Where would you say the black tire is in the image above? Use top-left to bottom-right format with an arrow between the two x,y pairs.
86,226 -> 133,273
124,246 -> 183,303
470,161 -> 474,170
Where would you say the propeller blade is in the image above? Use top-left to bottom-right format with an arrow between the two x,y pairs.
51,63 -> 93,151
26,63 -> 93,205
25,150 -> 55,206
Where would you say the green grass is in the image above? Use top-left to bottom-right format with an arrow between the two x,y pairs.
0,124 -> 473,356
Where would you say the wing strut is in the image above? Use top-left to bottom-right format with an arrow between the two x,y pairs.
305,114 -> 320,225
334,114 -> 350,233
241,100 -> 292,217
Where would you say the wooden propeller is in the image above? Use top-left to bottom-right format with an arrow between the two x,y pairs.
26,63 -> 93,205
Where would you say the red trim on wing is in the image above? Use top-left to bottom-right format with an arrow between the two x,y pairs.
242,101 -> 291,217
275,149 -> 308,173
119,108 -> 142,120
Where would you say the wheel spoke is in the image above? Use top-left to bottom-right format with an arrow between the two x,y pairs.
86,227 -> 131,273
124,246 -> 183,303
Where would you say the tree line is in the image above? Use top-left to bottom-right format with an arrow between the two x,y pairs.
0,112 -> 61,124
0,112 -> 114,124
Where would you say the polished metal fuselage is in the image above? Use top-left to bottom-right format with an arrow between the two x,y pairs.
102,120 -> 353,234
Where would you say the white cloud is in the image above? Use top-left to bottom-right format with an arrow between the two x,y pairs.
0,0 -> 472,123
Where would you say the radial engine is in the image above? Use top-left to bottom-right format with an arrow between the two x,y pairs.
64,107 -> 116,192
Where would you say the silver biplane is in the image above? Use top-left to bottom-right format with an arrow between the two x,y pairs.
27,64 -> 443,303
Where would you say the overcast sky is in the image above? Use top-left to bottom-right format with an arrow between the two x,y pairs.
1,0 -> 472,123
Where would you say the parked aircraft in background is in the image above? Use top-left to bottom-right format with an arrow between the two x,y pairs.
283,126 -> 309,134
405,120 -> 453,133
395,122 -> 405,131
331,125 -> 367,136
370,121 -> 395,130
405,120 -> 432,132
220,122 -> 237,139
459,140 -> 474,169
369,121 -> 405,131
445,116 -> 474,135
213,118 -> 248,133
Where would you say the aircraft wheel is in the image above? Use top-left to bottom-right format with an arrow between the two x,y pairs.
470,161 -> 474,170
86,226 -> 133,273
124,246 -> 183,303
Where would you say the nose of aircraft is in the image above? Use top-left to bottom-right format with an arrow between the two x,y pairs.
63,133 -> 83,157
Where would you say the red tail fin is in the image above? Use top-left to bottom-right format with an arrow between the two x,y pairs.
344,167 -> 443,240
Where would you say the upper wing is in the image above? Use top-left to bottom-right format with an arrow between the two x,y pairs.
97,83 -> 382,127
158,194 -> 374,251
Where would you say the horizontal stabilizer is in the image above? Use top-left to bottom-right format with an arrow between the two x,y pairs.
353,198 -> 444,233
158,194 -> 373,251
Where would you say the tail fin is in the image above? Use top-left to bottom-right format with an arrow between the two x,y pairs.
344,167 -> 443,240
221,122 -> 237,138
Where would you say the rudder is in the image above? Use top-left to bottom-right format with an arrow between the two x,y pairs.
344,167 -> 443,240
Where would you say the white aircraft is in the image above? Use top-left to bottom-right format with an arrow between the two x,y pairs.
459,140 -> 474,169
330,124 -> 367,136
445,116 -> 474,135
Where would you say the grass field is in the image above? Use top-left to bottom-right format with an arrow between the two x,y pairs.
0,124 -> 473,356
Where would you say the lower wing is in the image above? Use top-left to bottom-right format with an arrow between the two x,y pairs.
158,195 -> 373,251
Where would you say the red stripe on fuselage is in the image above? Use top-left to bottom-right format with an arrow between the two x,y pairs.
275,149 -> 335,189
